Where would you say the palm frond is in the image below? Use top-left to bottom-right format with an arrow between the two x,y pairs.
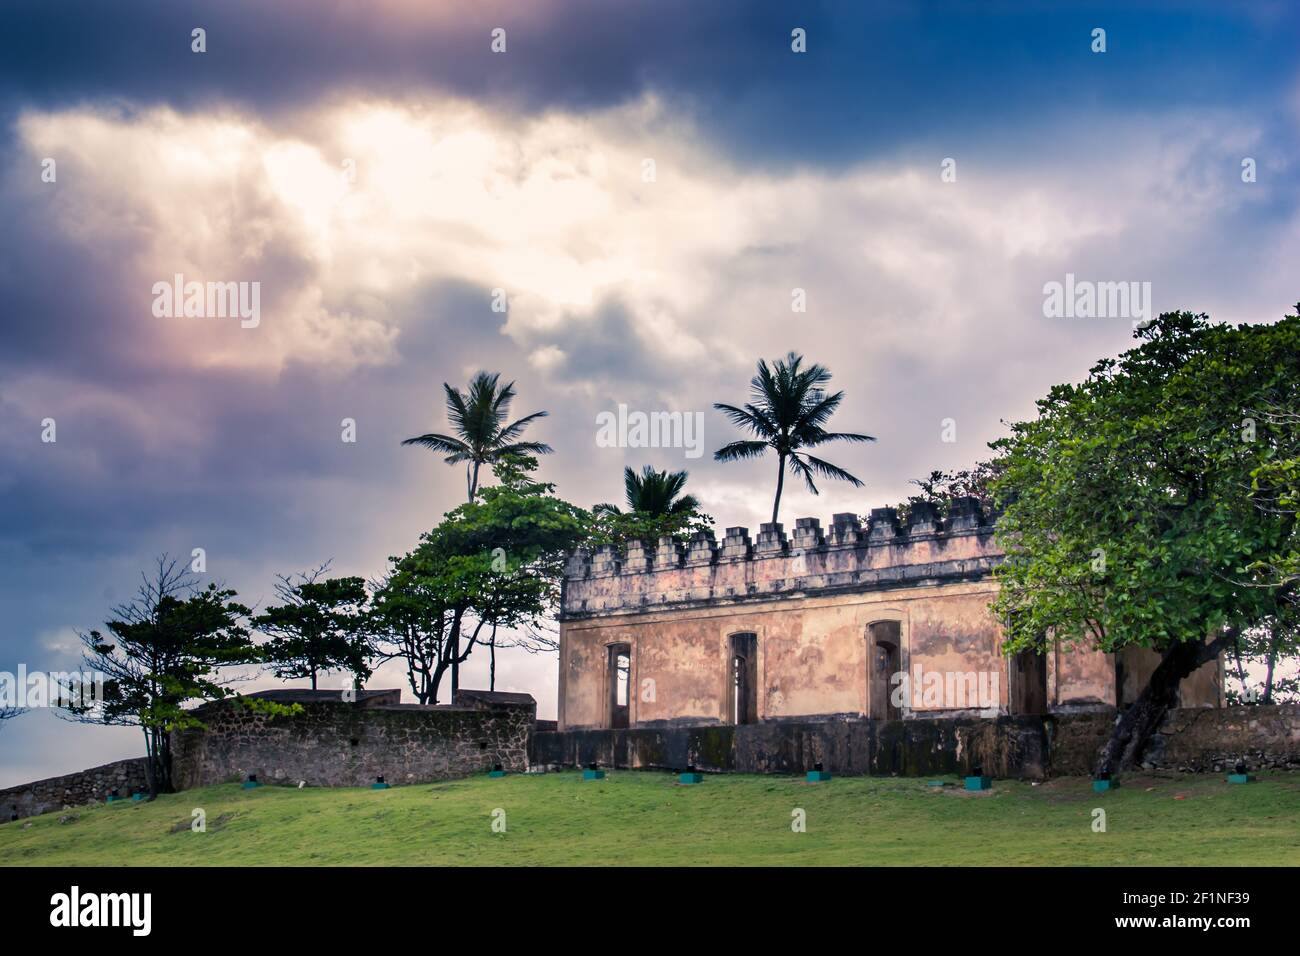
496,410 -> 549,444
787,453 -> 821,496
495,440 -> 553,457
713,402 -> 771,437
443,383 -> 472,436
400,433 -> 472,464
802,428 -> 876,447
714,440 -> 769,462
621,465 -> 692,515
801,453 -> 865,487
667,494 -> 701,515
798,388 -> 845,429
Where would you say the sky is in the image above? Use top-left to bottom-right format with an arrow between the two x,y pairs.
1,1 -> 1298,787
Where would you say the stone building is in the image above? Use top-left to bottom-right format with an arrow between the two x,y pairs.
556,499 -> 1221,731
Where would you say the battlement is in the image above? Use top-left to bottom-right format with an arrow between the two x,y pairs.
562,496 -> 1002,618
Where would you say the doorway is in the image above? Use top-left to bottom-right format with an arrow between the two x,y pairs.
868,621 -> 902,720
1009,648 -> 1047,714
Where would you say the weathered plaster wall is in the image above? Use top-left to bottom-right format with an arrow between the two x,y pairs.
0,757 -> 150,822
1049,644 -> 1115,709
905,589 -> 1005,711
561,581 -> 1012,729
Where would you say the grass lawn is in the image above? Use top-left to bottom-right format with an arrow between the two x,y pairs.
2,770 -> 1297,866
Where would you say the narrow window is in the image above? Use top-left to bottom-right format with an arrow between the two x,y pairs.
607,643 -> 631,728
728,633 -> 758,725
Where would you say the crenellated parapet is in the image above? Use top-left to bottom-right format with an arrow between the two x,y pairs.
562,496 -> 1001,618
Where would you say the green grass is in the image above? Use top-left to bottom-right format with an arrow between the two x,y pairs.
2,771 -> 1297,866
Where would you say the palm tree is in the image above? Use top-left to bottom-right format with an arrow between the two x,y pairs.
402,371 -> 552,501
593,466 -> 700,517
714,352 -> 874,524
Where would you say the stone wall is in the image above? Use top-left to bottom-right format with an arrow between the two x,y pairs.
1049,704 -> 1300,775
1,757 -> 150,822
172,692 -> 535,789
532,715 -> 1049,779
535,705 -> 1300,779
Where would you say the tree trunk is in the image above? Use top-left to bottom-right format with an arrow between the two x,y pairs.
468,460 -> 480,502
449,608 -> 464,697
143,725 -> 174,799
1231,632 -> 1247,697
771,454 -> 786,524
142,726 -> 158,799
489,624 -> 498,692
157,731 -> 173,794
1264,623 -> 1280,704
1095,630 -> 1233,776
430,658 -> 449,705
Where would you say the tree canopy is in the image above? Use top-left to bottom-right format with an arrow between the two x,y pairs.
252,566 -> 372,691
69,557 -> 267,795
990,308 -> 1300,770
371,455 -> 586,703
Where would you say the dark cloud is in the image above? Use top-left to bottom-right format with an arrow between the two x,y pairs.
1,1 -> 1294,168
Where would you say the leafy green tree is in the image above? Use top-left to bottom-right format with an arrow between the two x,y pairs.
371,455 -> 585,701
714,352 -> 874,523
1232,386 -> 1300,703
67,556 -> 265,797
1248,394 -> 1300,603
253,565 -> 373,691
401,371 -> 553,502
894,462 -> 1002,525
991,309 -> 1300,774
367,557 -> 449,706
